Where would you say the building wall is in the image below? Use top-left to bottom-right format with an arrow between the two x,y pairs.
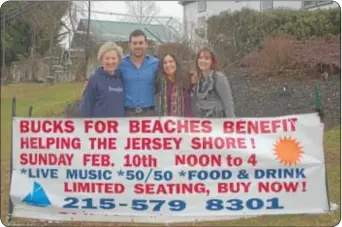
183,1 -> 303,41
183,1 -> 304,28
273,1 -> 303,9
184,1 -> 242,31
241,1 -> 261,10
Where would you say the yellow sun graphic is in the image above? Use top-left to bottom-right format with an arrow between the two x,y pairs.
273,136 -> 304,167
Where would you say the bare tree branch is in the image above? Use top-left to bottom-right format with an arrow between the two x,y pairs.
125,1 -> 160,24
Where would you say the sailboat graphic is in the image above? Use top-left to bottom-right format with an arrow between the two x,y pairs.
22,181 -> 51,207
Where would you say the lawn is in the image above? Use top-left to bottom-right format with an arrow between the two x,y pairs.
1,83 -> 340,226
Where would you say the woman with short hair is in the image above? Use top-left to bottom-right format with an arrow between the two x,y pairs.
80,42 -> 125,117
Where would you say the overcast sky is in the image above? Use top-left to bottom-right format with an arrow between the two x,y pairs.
83,1 -> 183,21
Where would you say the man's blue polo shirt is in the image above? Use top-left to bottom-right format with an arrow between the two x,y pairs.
119,54 -> 160,108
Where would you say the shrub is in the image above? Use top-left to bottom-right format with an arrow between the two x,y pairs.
239,35 -> 340,77
239,36 -> 294,68
207,7 -> 341,66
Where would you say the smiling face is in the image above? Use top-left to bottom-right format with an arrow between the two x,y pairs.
129,35 -> 148,58
197,51 -> 213,72
101,50 -> 119,72
163,54 -> 177,75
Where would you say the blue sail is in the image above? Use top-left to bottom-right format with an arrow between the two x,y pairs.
22,181 -> 51,207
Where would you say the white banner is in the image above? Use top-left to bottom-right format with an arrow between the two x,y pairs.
10,113 -> 329,223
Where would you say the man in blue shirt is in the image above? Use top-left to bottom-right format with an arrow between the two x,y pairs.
121,30 -> 160,116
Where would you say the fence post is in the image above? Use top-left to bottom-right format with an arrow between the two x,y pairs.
28,105 -> 33,117
7,97 -> 16,224
315,84 -> 324,122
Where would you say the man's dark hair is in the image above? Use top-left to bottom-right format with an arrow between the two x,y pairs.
129,29 -> 147,42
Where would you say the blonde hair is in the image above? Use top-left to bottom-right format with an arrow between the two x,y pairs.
97,42 -> 123,63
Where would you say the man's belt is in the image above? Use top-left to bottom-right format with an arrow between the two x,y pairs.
124,106 -> 155,114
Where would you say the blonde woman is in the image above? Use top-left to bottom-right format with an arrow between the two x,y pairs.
80,42 -> 124,117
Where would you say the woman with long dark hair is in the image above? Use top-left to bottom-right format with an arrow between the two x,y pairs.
193,47 -> 235,118
156,53 -> 194,117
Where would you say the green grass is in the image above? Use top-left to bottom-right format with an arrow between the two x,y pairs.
0,83 -> 340,226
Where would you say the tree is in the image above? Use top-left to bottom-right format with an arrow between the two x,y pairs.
1,2 -> 35,64
0,1 -> 71,82
125,1 -> 160,24
1,2 -> 69,63
24,1 -> 69,80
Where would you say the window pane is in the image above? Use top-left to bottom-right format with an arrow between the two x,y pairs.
317,0 -> 332,5
198,0 -> 206,12
197,16 -> 206,28
303,1 -> 317,8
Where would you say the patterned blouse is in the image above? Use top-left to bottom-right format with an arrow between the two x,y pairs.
156,76 -> 194,117
165,79 -> 193,117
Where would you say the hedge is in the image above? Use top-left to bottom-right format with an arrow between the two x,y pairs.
207,7 -> 341,66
